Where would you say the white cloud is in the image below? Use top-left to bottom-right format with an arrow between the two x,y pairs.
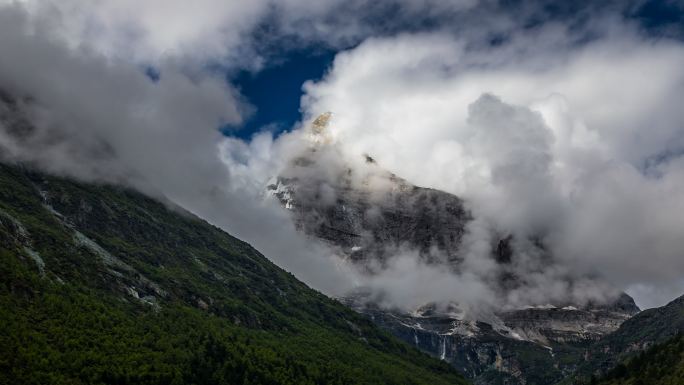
0,0 -> 480,67
0,2 -> 355,295
2,0 -> 684,311
300,29 -> 684,309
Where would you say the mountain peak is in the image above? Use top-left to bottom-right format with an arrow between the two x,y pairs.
308,111 -> 334,145
267,135 -> 643,385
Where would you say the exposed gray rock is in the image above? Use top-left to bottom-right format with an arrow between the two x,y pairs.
23,247 -> 45,277
271,114 -> 641,384
269,171 -> 468,267
343,294 -> 638,385
273,154 -> 640,384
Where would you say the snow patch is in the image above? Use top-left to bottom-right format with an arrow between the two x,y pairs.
509,330 -> 525,341
266,179 -> 296,210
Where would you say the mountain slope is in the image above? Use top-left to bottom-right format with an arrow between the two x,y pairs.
595,333 -> 684,385
268,116 -> 640,385
0,162 -> 468,385
345,293 -> 638,385
569,294 -> 684,383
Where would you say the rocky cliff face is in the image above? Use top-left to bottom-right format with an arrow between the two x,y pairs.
341,293 -> 638,385
269,113 -> 641,385
268,164 -> 468,266
267,112 -> 470,267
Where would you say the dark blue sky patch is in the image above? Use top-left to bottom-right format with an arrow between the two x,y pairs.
632,0 -> 684,38
225,49 -> 335,140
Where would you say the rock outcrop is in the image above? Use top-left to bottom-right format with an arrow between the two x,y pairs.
270,113 -> 642,385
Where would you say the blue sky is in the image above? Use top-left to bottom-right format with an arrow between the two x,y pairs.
226,0 -> 684,142
229,49 -> 335,139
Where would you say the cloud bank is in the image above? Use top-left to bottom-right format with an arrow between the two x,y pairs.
0,3 -> 355,295
299,28 -> 684,309
1,1 -> 683,310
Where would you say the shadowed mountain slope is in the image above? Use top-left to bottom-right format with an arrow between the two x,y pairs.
567,294 -> 684,384
0,162 -> 468,385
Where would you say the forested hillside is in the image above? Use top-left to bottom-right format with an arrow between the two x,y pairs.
0,163 -> 467,385
564,294 -> 684,384
594,333 -> 684,385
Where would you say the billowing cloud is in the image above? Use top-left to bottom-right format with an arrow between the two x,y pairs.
1,0 -> 684,312
0,3 -> 355,295
300,28 -> 684,309
0,0 -> 480,67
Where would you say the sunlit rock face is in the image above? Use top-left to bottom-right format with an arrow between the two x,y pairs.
269,113 -> 641,385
